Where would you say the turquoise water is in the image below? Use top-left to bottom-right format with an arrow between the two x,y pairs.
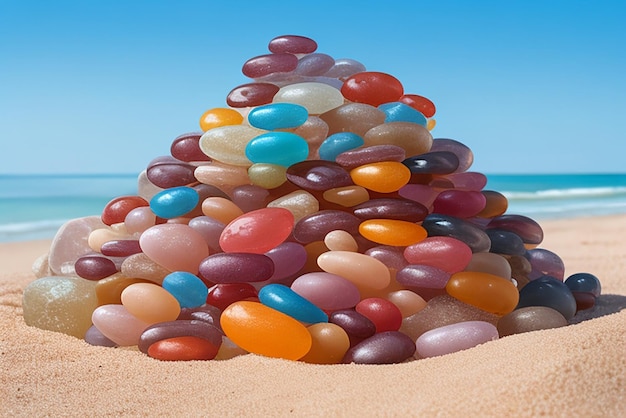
1,173 -> 626,242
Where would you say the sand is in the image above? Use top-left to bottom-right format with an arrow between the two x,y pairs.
1,215 -> 625,417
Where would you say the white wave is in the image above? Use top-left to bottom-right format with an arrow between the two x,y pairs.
502,186 -> 626,200
0,219 -> 67,239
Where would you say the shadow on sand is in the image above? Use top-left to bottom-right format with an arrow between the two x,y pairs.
568,294 -> 626,324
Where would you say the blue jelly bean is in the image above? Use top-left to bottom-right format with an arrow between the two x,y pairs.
162,271 -> 209,309
318,132 -> 364,161
258,283 -> 328,324
378,102 -> 427,126
149,186 -> 199,219
245,132 -> 309,167
247,103 -> 309,130
517,276 -> 577,320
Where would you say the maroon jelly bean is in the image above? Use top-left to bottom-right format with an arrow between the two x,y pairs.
432,190 -> 487,218
422,214 -> 491,253
330,309 -> 376,341
402,151 -> 460,175
170,132 -> 209,162
206,283 -> 258,311
335,145 -> 406,170
429,138 -> 474,173
138,320 -> 222,354
269,35 -> 317,54
293,210 -> 361,244
343,331 -> 416,364
146,156 -> 197,188
74,255 -> 118,280
199,253 -> 275,284
525,248 -> 565,281
286,160 -> 353,191
230,185 -> 270,213
487,214 -> 544,245
226,82 -> 280,108
100,240 -> 142,257
352,198 -> 429,222
242,53 -> 298,78
178,304 -> 223,330
486,229 -> 526,256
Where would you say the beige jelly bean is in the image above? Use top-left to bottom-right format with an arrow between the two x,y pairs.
323,230 -> 358,252
267,190 -> 320,222
317,250 -> 390,289
199,125 -> 266,166
273,82 -> 344,115
121,282 -> 181,324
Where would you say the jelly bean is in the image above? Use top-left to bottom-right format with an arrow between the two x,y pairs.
247,103 -> 309,130
187,216 -> 225,253
477,190 -> 509,218
259,284 -> 328,323
147,156 -> 198,188
294,53 -> 335,76
177,304 -> 222,329
350,161 -> 411,193
87,227 -> 129,253
137,170 -> 165,200
226,82 -> 280,108
85,325 -> 118,347
404,236 -> 473,273
199,108 -> 244,132
138,319 -> 222,354
446,271 -> 519,315
429,138 -> 474,173
320,103 -> 386,137
95,275 -> 151,306
432,190 -> 486,218
396,264 -> 451,290
464,252 -> 512,280
149,186 -> 199,219
293,210 -> 360,244
194,162 -> 251,194
300,323 -> 350,364
365,245 -> 408,270
200,197 -> 244,225
402,151 -> 460,175
323,58 -> 366,80
121,282 -> 180,324
268,35 -> 317,54
386,290 -> 427,318
359,219 -> 427,247
120,252 -> 170,284
363,122 -> 433,157
147,336 -> 220,361
517,275 -> 577,319
507,254 -> 532,288
329,309 -> 376,342
422,214 -> 491,253
317,251 -> 390,289
199,125 -> 266,166
286,160 -> 353,191
343,331 -> 415,364
525,248 -> 565,281
206,283 -> 258,311
101,195 -> 149,226
22,276 -> 98,338
379,102 -> 427,126
322,185 -> 370,207
265,242 -> 308,281
398,94 -> 436,118
74,255 -> 118,280
124,206 -> 157,234
564,272 -> 601,310
415,321 -> 498,358
266,190 -> 319,222
318,132 -> 364,162
355,297 -> 402,332
219,208 -> 294,254
352,198 -> 428,222
220,301 -> 312,360
198,252 -> 274,284
444,172 -> 488,191
231,184 -> 270,213
323,230 -> 358,252
273,82 -> 345,114
242,53 -> 298,78
335,144 -> 406,170
91,304 -> 151,346
486,229 -> 526,256
341,71 -> 404,106
162,271 -> 208,308
397,184 -> 440,208
139,223 -> 209,273
290,272 -> 361,311
487,214 -> 544,246
245,132 -> 309,167
497,306 -> 568,337
290,116 -> 329,158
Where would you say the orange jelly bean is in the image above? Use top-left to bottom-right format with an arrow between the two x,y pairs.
446,271 -> 519,316
220,301 -> 312,361
300,322 -> 350,364
350,161 -> 411,193
201,197 -> 245,224
147,336 -> 219,361
359,219 -> 427,246
199,107 -> 244,131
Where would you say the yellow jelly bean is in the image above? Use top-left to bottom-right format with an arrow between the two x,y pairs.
427,118 -> 436,131
199,107 -> 244,131
220,301 -> 312,361
300,322 -> 350,364
350,161 -> 411,193
359,219 -> 427,246
446,271 -> 519,316
267,190 -> 319,222
248,163 -> 287,189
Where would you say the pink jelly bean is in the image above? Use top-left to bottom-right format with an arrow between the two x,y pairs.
139,224 -> 209,274
415,321 -> 499,358
403,237 -> 473,274
91,304 -> 151,346
265,242 -> 308,282
432,190 -> 487,218
291,272 -> 361,311
219,208 -> 294,254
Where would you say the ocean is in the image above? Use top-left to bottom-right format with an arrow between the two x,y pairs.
1,173 -> 626,243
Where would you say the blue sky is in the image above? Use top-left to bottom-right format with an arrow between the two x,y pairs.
1,0 -> 625,175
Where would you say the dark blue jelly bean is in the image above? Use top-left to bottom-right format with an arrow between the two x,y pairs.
564,273 -> 602,310
517,276 -> 577,320
487,214 -> 544,245
342,331 -> 416,364
422,214 -> 491,253
486,229 -> 526,256
402,151 -> 460,175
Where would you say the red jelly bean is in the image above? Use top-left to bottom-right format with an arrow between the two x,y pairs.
101,196 -> 148,226
355,298 -> 403,332
341,72 -> 404,107
219,208 -> 295,254
147,336 -> 219,361
206,283 -> 259,311
399,94 -> 436,118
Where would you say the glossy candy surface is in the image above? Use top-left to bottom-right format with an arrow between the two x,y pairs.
219,208 -> 294,254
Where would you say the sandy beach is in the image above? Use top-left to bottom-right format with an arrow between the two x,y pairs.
1,215 -> 625,417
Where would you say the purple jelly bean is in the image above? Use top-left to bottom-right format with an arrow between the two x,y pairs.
265,242 -> 308,282
293,210 -> 360,244
230,185 -> 270,213
364,245 -> 408,270
330,309 -> 376,341
396,265 -> 451,289
487,214 -> 544,245
84,325 -> 118,347
343,331 -> 416,364
335,145 -> 406,170
429,138 -> 474,173
352,198 -> 429,222
415,321 -> 498,358
188,216 -> 226,253
286,160 -> 353,191
291,272 -> 361,311
198,253 -> 275,284
525,248 -> 565,281
294,53 -> 335,76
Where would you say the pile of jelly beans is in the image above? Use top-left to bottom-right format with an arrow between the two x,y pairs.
23,35 -> 602,364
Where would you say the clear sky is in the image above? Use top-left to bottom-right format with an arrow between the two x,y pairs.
1,0 -> 625,175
